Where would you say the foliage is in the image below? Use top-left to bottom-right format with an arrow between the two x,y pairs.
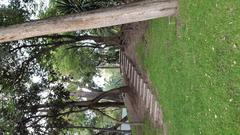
103,69 -> 124,90
48,37 -> 120,81
0,0 -> 127,134
0,37 -> 125,134
56,0 -> 123,14
53,46 -> 98,81
0,6 -> 28,26
55,0 -> 122,37
0,0 -> 34,26
37,0 -> 122,81
38,0 -> 60,18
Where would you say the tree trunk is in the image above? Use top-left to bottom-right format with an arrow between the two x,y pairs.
31,101 -> 125,110
60,125 -> 131,134
90,36 -> 120,45
40,34 -> 120,45
95,116 -> 129,135
96,66 -> 120,69
11,35 -> 120,52
0,0 -> 178,43
28,86 -> 128,111
71,91 -> 123,101
70,86 -> 124,102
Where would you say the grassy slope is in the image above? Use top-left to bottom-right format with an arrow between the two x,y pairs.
131,119 -> 162,135
136,0 -> 240,134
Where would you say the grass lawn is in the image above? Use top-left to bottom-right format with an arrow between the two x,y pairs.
136,0 -> 240,134
131,119 -> 162,135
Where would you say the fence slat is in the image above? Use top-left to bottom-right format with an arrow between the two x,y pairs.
141,79 -> 144,98
146,89 -> 150,109
128,62 -> 131,79
149,94 -> 153,115
154,101 -> 158,122
133,70 -> 137,88
131,66 -> 134,84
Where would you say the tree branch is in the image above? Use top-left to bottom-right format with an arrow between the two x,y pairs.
10,34 -> 120,52
24,108 -> 89,123
60,125 -> 131,134
26,101 -> 125,111
94,116 -> 129,135
10,40 -> 75,52
91,108 -> 142,125
91,86 -> 128,103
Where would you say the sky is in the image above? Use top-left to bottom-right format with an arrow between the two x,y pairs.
0,0 -> 9,5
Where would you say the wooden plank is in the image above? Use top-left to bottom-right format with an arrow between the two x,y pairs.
151,98 -> 155,118
152,97 -> 156,116
125,59 -> 129,74
149,94 -> 153,115
159,108 -> 163,126
142,82 -> 147,102
146,89 -> 150,109
123,54 -> 126,69
142,83 -> 146,103
131,69 -> 134,86
119,51 -> 124,75
135,71 -> 138,90
152,97 -> 157,117
140,77 -> 143,96
136,75 -> 139,92
144,88 -> 148,108
154,101 -> 158,122
131,66 -> 134,84
129,64 -> 132,81
133,70 -> 137,88
138,75 -> 141,94
157,107 -> 162,125
139,78 -> 142,96
127,62 -> 131,79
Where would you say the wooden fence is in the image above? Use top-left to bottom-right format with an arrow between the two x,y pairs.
119,51 -> 165,130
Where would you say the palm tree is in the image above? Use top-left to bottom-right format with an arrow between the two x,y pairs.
55,0 -> 123,36
56,0 -> 124,14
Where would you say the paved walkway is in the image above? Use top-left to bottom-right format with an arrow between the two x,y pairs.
120,51 -> 166,134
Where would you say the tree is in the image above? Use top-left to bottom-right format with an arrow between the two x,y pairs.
6,33 -> 120,82
0,33 -> 130,134
37,0 -> 122,81
56,0 -> 124,14
0,0 -> 36,26
0,66 -> 130,134
0,0 -> 147,134
0,0 -> 178,43
0,32 -> 129,135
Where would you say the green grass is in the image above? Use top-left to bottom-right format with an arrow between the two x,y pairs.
131,119 -> 162,135
136,0 -> 240,134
